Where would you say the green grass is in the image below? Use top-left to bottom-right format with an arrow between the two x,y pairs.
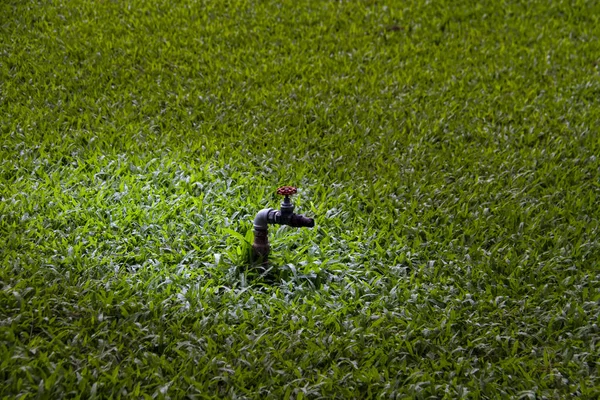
1,0 -> 600,398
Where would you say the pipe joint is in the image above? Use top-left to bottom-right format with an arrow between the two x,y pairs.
253,208 -> 278,231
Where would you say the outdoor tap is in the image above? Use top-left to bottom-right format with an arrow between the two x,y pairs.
252,186 -> 315,263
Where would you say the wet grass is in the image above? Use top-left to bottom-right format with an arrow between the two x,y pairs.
1,0 -> 600,398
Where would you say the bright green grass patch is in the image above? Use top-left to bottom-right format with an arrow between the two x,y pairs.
1,0 -> 600,398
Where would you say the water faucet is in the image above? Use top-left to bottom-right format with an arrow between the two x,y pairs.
252,186 -> 315,263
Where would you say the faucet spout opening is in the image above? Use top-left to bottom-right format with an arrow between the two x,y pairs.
288,214 -> 315,228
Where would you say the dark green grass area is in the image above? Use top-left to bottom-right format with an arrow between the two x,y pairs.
1,0 -> 600,398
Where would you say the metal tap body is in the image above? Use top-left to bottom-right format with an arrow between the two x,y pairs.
252,196 -> 314,262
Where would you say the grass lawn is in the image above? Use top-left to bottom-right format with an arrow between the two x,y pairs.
1,0 -> 599,398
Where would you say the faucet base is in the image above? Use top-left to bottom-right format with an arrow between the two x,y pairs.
251,228 -> 270,264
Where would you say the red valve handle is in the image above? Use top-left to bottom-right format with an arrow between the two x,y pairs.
276,186 -> 297,196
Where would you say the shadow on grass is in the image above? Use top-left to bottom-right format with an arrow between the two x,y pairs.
241,262 -> 326,289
